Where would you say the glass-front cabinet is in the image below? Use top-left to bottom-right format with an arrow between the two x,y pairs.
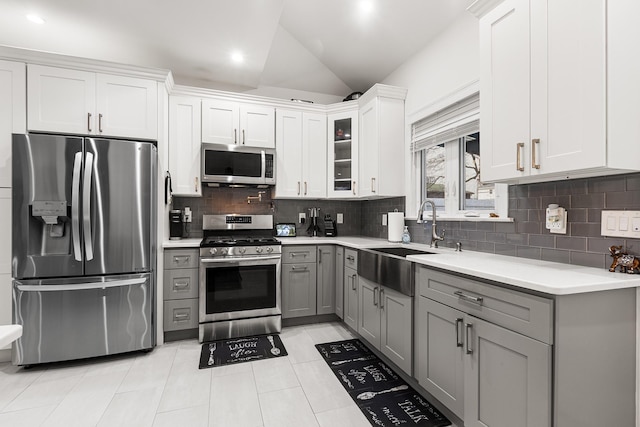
327,107 -> 358,198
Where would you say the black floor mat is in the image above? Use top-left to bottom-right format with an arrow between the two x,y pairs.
315,339 -> 451,427
199,334 -> 287,369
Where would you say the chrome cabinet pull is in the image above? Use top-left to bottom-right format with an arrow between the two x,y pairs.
371,177 -> 376,193
379,289 -> 385,309
297,181 -> 301,195
465,323 -> 473,354
454,290 -> 484,305
516,142 -> 525,171
291,265 -> 308,271
195,176 -> 199,192
173,282 -> 189,289
346,255 -> 355,262
373,287 -> 379,306
318,248 -> 322,263
290,252 -> 308,258
242,129 -> 245,145
532,138 -> 540,169
98,113 -> 103,133
87,113 -> 92,132
234,129 -> 237,144
174,312 -> 190,320
173,255 -> 190,263
353,181 -> 356,195
304,181 -> 308,195
352,274 -> 357,290
455,318 -> 463,347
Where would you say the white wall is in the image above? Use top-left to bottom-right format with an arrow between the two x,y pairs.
382,12 -> 479,117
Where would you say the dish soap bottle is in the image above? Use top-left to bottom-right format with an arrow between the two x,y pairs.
401,226 -> 411,244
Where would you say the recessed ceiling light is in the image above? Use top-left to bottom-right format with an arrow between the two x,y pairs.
359,0 -> 374,14
26,14 -> 45,24
231,51 -> 244,64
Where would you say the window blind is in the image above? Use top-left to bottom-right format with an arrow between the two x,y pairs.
411,92 -> 479,152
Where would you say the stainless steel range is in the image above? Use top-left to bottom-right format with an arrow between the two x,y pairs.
199,214 -> 281,342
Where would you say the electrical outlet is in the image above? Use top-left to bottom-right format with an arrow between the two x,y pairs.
382,214 -> 387,226
336,213 -> 344,224
299,212 -> 306,224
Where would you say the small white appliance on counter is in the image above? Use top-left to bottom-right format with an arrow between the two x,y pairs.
388,211 -> 405,242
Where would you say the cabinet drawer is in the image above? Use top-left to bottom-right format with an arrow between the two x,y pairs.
282,246 -> 317,264
417,267 -> 553,344
164,249 -> 199,269
344,248 -> 358,269
163,299 -> 198,331
163,268 -> 198,300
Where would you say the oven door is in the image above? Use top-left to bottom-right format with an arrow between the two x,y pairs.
199,255 -> 281,322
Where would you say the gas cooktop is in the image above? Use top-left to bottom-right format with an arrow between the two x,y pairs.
200,235 -> 280,248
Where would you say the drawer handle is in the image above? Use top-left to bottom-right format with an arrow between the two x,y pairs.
173,282 -> 189,289
174,313 -> 190,321
465,323 -> 473,354
290,253 -> 308,257
291,266 -> 308,271
346,255 -> 355,261
454,291 -> 483,305
373,287 -> 379,307
455,318 -> 463,347
173,255 -> 191,263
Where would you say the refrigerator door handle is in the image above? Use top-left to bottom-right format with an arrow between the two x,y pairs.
15,277 -> 147,292
83,152 -> 94,261
71,152 -> 83,262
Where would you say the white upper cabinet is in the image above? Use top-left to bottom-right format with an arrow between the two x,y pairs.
473,0 -> 639,183
327,107 -> 359,198
27,64 -> 158,140
274,109 -> 326,198
0,60 -> 26,188
358,86 -> 406,198
202,99 -> 275,148
169,95 -> 202,196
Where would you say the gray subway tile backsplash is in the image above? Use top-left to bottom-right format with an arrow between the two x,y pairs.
171,172 -> 640,270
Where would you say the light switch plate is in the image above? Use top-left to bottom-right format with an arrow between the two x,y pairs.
336,213 -> 343,224
382,214 -> 387,226
601,210 -> 640,238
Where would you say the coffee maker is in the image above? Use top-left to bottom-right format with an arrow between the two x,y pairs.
169,209 -> 183,240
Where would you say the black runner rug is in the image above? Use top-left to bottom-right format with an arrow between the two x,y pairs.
315,339 -> 451,427
199,334 -> 287,369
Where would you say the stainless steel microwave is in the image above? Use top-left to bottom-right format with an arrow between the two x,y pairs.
201,143 -> 276,186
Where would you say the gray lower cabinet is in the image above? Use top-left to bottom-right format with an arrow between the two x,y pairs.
316,246 -> 336,315
335,246 -> 344,319
163,249 -> 199,333
358,276 -> 412,374
416,266 -> 553,427
282,245 -> 317,318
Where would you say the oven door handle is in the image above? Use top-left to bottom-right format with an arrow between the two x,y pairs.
200,255 -> 282,263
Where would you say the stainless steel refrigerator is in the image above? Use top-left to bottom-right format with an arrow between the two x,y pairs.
11,133 -> 157,365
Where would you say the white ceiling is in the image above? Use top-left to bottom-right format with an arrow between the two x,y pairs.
0,0 -> 472,97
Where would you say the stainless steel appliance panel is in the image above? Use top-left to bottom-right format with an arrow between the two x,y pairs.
84,138 -> 156,276
12,273 -> 154,365
12,134 -> 85,279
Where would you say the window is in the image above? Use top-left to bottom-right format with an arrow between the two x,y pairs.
412,92 -> 507,218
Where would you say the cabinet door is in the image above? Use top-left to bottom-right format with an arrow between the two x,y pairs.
532,0 -> 605,174
96,74 -> 158,140
282,263 -> 317,318
169,95 -> 202,196
335,247 -> 344,319
202,99 -> 240,144
0,60 -> 25,188
316,246 -> 335,315
344,267 -> 358,330
357,276 -> 380,347
479,0 -> 531,182
27,64 -> 96,135
358,98 -> 378,197
380,286 -> 412,375
302,112 -> 327,198
464,316 -> 552,427
240,104 -> 275,148
327,110 -> 358,198
274,109 -> 303,198
416,296 -> 464,419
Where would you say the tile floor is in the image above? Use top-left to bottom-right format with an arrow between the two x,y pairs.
0,322 -> 457,427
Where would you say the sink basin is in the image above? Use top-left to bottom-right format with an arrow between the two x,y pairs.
368,247 -> 436,257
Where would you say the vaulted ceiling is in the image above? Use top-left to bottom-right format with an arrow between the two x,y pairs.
0,0 -> 472,97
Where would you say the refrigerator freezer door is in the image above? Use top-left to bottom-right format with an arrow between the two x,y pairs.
84,138 -> 156,276
12,273 -> 154,365
12,134 -> 84,279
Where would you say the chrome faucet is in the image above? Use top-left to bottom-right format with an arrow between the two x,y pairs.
417,199 -> 445,248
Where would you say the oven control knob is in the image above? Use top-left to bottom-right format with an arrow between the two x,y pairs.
256,247 -> 263,253
220,248 -> 229,256
209,248 -> 217,255
266,246 -> 273,253
239,247 -> 246,254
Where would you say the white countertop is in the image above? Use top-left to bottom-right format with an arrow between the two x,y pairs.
162,238 -> 201,248
162,235 -> 640,295
0,325 -> 22,348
